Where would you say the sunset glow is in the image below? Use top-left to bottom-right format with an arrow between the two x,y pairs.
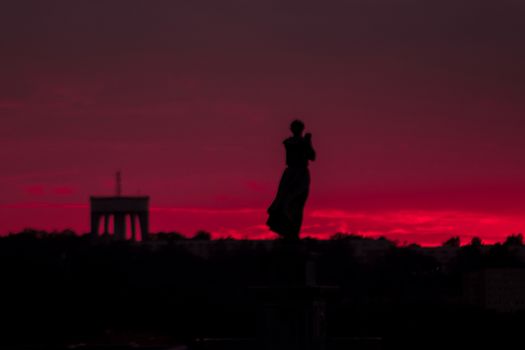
1,1 -> 525,244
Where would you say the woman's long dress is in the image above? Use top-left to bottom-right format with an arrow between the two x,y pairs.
267,136 -> 315,239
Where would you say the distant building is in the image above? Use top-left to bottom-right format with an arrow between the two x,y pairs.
345,237 -> 394,263
463,268 -> 525,312
90,196 -> 149,241
145,239 -> 274,258
144,238 -> 394,262
90,172 -> 150,241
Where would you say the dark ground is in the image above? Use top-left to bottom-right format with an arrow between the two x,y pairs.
1,231 -> 524,349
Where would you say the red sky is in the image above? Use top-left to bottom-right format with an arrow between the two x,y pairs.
1,1 -> 525,245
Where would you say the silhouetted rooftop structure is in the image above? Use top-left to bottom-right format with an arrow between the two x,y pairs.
90,196 -> 149,241
90,172 -> 150,241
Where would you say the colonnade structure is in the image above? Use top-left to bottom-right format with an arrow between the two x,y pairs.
90,196 -> 149,241
90,172 -> 149,241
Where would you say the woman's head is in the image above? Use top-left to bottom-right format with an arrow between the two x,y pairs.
290,119 -> 305,136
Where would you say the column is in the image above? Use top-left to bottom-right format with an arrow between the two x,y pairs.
139,212 -> 149,241
104,214 -> 110,235
114,213 -> 126,240
130,213 -> 137,241
91,213 -> 101,236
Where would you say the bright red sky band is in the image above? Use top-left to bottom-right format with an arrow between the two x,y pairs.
1,1 -> 525,245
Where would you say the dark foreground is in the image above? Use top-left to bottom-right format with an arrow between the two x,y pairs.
1,231 -> 525,349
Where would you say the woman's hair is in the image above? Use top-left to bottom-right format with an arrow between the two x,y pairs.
290,119 -> 305,135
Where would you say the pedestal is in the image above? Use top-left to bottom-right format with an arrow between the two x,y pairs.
253,285 -> 337,350
250,245 -> 338,350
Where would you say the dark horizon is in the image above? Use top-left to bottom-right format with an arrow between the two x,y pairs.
1,228 -> 525,349
6,227 -> 525,249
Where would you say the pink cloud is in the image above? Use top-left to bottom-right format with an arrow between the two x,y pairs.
309,209 -> 525,245
23,185 -> 45,196
245,181 -> 269,193
53,186 -> 75,196
150,206 -> 260,215
0,201 -> 523,246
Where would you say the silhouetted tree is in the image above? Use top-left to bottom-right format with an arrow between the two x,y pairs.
330,232 -> 363,240
152,231 -> 186,241
504,233 -> 523,246
13,228 -> 47,239
455,238 -> 484,272
192,230 -> 212,240
470,236 -> 483,247
486,243 -> 523,267
216,236 -> 236,242
442,236 -> 460,247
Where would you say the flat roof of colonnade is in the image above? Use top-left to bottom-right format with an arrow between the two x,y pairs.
90,196 -> 150,213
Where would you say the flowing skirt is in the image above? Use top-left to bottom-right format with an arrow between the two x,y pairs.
266,167 -> 310,239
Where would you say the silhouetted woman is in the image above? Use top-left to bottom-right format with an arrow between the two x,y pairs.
267,120 -> 316,240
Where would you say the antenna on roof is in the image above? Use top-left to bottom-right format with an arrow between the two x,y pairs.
116,171 -> 122,197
